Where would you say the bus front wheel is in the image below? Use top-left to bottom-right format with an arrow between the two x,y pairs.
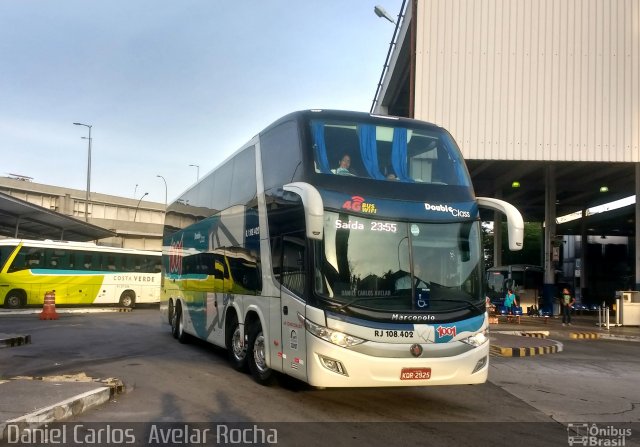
247,322 -> 275,386
4,291 -> 24,309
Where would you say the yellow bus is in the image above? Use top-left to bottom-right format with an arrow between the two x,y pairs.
0,239 -> 160,308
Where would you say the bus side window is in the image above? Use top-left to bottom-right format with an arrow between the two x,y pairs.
8,249 -> 29,272
281,235 -> 305,297
24,248 -> 44,268
270,238 -> 282,285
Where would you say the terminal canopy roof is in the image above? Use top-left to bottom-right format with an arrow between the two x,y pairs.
0,192 -> 116,241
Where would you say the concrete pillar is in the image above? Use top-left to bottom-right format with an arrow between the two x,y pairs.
543,165 -> 557,314
580,209 -> 588,301
493,211 -> 503,267
636,163 -> 640,291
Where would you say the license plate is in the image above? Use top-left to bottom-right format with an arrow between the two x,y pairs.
400,367 -> 431,380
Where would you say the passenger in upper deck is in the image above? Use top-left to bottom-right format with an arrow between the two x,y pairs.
333,154 -> 356,176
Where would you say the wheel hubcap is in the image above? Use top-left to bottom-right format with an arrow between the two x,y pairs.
232,327 -> 246,360
253,333 -> 268,373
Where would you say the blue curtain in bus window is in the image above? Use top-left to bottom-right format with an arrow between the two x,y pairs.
357,124 -> 385,179
391,128 -> 411,181
311,121 -> 331,174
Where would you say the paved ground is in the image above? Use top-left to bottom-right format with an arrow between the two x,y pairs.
0,309 -> 637,442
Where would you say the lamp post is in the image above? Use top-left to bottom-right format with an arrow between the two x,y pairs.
134,192 -> 148,222
374,5 -> 396,23
73,122 -> 92,221
156,175 -> 167,207
189,164 -> 200,181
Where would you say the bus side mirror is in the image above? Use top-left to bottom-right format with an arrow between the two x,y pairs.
477,197 -> 524,251
283,182 -> 324,241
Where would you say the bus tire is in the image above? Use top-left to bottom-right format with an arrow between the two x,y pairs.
226,314 -> 248,372
168,300 -> 175,325
119,291 -> 135,308
4,290 -> 25,309
247,322 -> 276,386
170,302 -> 180,339
175,305 -> 189,344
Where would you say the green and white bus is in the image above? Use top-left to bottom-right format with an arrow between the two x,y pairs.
0,239 -> 161,308
161,109 -> 523,387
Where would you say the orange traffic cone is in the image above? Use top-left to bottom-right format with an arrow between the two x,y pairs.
39,290 -> 59,320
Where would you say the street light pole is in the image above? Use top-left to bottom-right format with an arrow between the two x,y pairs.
374,5 -> 396,23
134,192 -> 149,222
189,164 -> 200,181
156,175 -> 167,207
73,122 -> 92,221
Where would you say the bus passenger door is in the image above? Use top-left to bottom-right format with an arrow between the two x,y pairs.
278,235 -> 308,382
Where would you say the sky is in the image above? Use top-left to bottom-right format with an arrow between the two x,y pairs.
0,0 -> 403,205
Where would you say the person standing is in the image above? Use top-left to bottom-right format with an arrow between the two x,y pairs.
504,288 -> 517,322
561,287 -> 575,326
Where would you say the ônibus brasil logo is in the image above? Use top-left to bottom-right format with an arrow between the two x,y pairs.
169,236 -> 183,275
342,196 -> 377,214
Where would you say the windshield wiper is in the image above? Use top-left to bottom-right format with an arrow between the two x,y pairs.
426,298 -> 485,312
335,296 -> 390,311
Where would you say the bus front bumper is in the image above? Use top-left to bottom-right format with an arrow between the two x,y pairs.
305,333 -> 489,388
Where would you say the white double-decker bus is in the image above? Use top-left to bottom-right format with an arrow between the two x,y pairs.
0,239 -> 161,308
161,110 -> 523,387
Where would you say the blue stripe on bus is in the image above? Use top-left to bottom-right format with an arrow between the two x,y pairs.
326,311 -> 486,342
318,189 -> 479,221
326,312 -> 415,330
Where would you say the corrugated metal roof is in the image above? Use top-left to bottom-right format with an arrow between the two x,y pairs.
413,0 -> 640,163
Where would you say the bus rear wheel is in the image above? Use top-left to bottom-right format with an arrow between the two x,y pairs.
173,304 -> 189,344
170,303 -> 180,339
247,322 -> 275,386
119,292 -> 135,308
226,315 -> 248,372
4,291 -> 24,309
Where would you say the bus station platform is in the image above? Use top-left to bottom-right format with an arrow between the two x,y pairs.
0,375 -> 122,441
489,313 -> 640,357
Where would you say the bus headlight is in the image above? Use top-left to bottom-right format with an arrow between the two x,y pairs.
461,332 -> 488,347
300,314 -> 365,348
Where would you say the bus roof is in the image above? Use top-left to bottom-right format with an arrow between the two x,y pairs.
261,109 -> 445,136
0,238 -> 160,256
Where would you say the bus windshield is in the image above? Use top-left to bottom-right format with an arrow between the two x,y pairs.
310,118 -> 471,186
315,211 -> 483,312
